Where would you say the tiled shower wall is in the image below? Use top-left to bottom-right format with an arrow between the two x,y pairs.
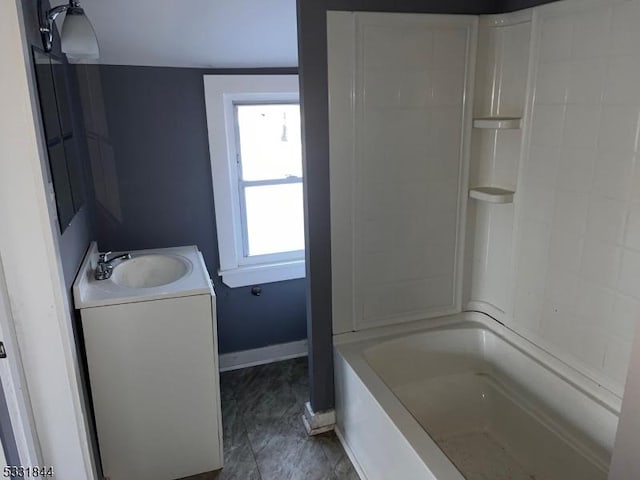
509,0 -> 640,395
328,13 -> 476,333
329,0 -> 639,397
468,11 -> 531,315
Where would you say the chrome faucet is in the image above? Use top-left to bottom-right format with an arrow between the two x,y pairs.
94,251 -> 131,280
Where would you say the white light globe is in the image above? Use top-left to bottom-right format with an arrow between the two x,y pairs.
61,10 -> 99,59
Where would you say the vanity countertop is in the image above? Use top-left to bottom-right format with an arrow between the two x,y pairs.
73,242 -> 213,309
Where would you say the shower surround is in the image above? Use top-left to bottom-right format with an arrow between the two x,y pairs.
327,0 -> 640,477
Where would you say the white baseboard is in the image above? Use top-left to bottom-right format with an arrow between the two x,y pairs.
335,427 -> 367,480
218,339 -> 308,372
302,401 -> 335,436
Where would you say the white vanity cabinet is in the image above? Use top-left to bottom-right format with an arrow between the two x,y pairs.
74,244 -> 223,480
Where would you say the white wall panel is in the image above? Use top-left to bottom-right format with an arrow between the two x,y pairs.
330,0 -> 639,402
328,12 -> 476,332
328,12 -> 357,335
468,12 -> 532,316
511,0 -> 640,396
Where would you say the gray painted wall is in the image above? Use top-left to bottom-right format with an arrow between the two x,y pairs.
85,65 -> 307,354
0,381 -> 19,466
501,0 -> 559,11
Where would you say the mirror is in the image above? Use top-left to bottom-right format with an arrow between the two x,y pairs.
32,47 -> 86,232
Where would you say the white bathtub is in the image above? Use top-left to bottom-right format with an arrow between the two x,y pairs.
334,312 -> 621,480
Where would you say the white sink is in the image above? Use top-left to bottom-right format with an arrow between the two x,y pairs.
111,254 -> 192,288
74,244 -> 213,309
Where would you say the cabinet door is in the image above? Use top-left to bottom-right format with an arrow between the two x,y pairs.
81,295 -> 222,480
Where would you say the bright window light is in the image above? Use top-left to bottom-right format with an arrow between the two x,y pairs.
244,183 -> 305,256
204,75 -> 304,287
235,103 -> 304,257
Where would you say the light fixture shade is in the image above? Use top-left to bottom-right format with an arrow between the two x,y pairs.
61,9 -> 99,59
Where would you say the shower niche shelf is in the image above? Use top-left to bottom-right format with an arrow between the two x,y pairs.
469,187 -> 515,204
473,117 -> 522,129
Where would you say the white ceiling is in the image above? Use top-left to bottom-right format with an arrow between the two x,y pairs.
53,0 -> 299,68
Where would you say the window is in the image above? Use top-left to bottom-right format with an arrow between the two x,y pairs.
235,103 -> 304,257
204,75 -> 305,287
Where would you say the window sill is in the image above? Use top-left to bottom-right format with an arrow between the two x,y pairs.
219,260 -> 306,288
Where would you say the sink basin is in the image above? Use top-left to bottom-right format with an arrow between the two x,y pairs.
74,244 -> 212,308
111,254 -> 192,288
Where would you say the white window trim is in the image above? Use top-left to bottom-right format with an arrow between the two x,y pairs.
203,74 -> 305,287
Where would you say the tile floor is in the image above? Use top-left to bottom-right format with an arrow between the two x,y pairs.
185,357 -> 358,480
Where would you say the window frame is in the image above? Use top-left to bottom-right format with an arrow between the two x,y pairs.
203,75 -> 305,287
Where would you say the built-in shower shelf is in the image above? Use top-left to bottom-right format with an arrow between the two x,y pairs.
469,187 -> 515,204
473,117 -> 522,129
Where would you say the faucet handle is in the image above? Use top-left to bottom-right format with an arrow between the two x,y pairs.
98,251 -> 112,263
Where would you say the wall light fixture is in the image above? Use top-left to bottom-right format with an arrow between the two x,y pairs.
39,0 -> 99,59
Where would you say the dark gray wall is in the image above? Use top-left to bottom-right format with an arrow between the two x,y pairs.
0,381 -> 19,466
296,0 -> 562,412
501,0 -> 559,11
87,65 -> 306,354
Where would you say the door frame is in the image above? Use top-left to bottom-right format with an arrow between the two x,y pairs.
0,0 -> 97,477
0,255 -> 41,466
